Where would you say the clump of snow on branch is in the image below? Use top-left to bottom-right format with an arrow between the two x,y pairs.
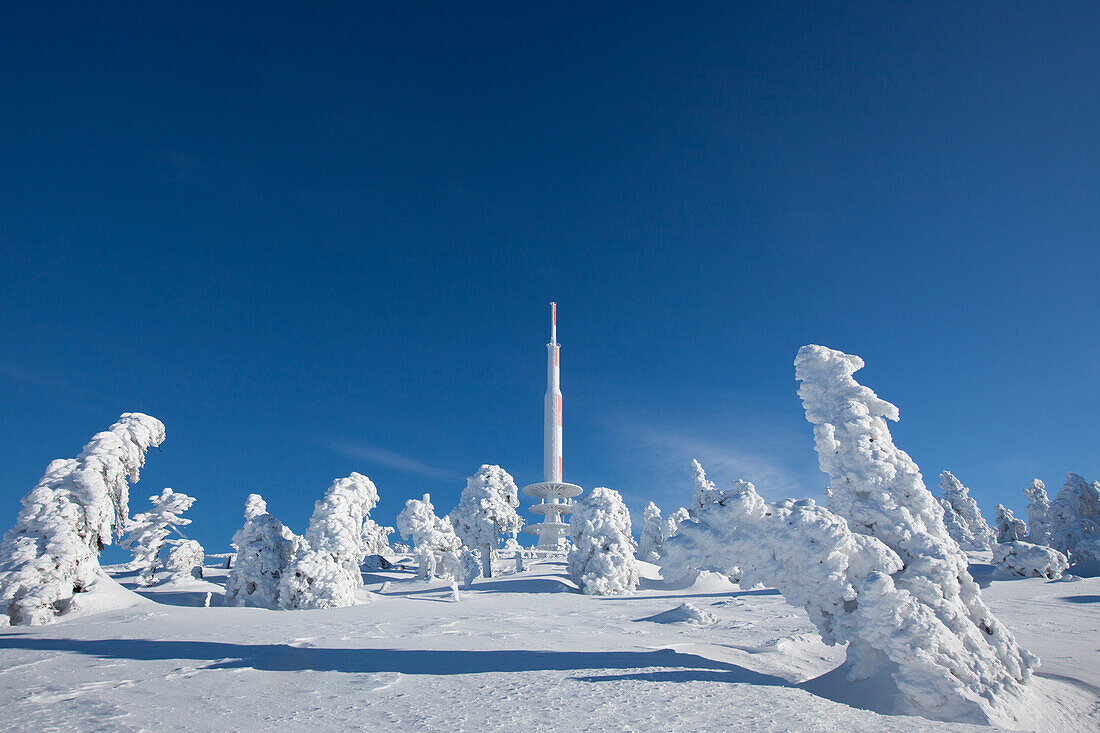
124,488 -> 196,586
994,504 -> 1028,544
1022,479 -> 1052,546
397,494 -> 462,581
449,465 -> 523,577
0,413 -> 165,626
992,541 -> 1068,579
568,487 -> 638,595
1049,473 -> 1100,562
225,495 -> 298,608
793,345 -> 1035,724
164,539 -> 205,581
939,471 -> 996,551
637,502 -> 663,562
279,473 -> 380,609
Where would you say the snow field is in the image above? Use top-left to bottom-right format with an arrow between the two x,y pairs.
0,557 -> 1096,732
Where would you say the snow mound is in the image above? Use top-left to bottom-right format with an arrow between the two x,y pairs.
993,541 -> 1069,579
638,602 -> 718,625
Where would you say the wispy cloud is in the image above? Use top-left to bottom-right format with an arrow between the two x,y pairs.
315,437 -> 460,481
629,424 -> 820,496
0,363 -> 114,418
597,412 -> 825,510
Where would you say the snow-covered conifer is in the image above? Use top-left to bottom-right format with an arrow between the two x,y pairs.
690,459 -> 722,517
637,502 -> 663,562
994,504 -> 1028,544
224,495 -> 298,608
992,541 -> 1068,579
939,471 -> 996,551
164,540 -> 205,581
662,506 -> 690,539
244,493 -> 267,520
362,519 -> 394,556
1048,473 -> 1100,559
397,494 -> 461,580
0,413 -> 165,626
1022,479 -> 1052,546
279,473 -> 380,609
794,345 -> 1035,724
449,465 -> 523,577
440,547 -> 481,588
659,463 -> 746,583
568,487 -> 638,595
123,488 -> 196,586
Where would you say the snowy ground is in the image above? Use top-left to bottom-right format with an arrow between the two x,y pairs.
0,557 -> 1096,732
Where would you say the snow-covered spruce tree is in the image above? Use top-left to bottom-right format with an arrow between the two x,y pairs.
568,487 -> 638,595
279,473 -> 380,609
362,519 -> 394,556
662,506 -> 690,540
939,471 -> 996,551
1048,472 -> 1100,559
449,465 -> 523,577
0,413 -> 165,626
224,495 -> 299,608
244,493 -> 267,520
123,488 -> 197,586
994,504 -> 1028,544
659,462 -> 746,584
637,502 -> 663,562
795,345 -> 1035,724
164,539 -> 205,581
396,494 -> 462,580
1022,479 -> 1052,546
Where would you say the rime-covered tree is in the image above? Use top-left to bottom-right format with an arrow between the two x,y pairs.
0,413 -> 165,626
939,471 -> 996,551
164,539 -> 205,581
637,502 -> 663,562
244,493 -> 267,520
662,506 -> 690,540
362,519 -> 394,556
659,464 -> 747,584
124,488 -> 197,586
449,465 -> 523,577
1022,479 -> 1052,546
1048,473 -> 1100,559
994,504 -> 1028,544
397,494 -> 462,580
279,473 -> 380,609
568,487 -> 638,595
225,495 -> 298,608
795,345 -> 1034,724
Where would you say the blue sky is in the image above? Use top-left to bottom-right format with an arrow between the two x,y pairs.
2,3 -> 1098,555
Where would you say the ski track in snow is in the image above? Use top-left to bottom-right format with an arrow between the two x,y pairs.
0,559 -> 1096,732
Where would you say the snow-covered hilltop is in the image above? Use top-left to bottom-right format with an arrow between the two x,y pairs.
0,347 -> 1097,731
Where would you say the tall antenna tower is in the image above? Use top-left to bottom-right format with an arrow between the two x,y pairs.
522,302 -> 582,548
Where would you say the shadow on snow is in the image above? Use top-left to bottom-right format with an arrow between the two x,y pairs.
0,636 -> 788,687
